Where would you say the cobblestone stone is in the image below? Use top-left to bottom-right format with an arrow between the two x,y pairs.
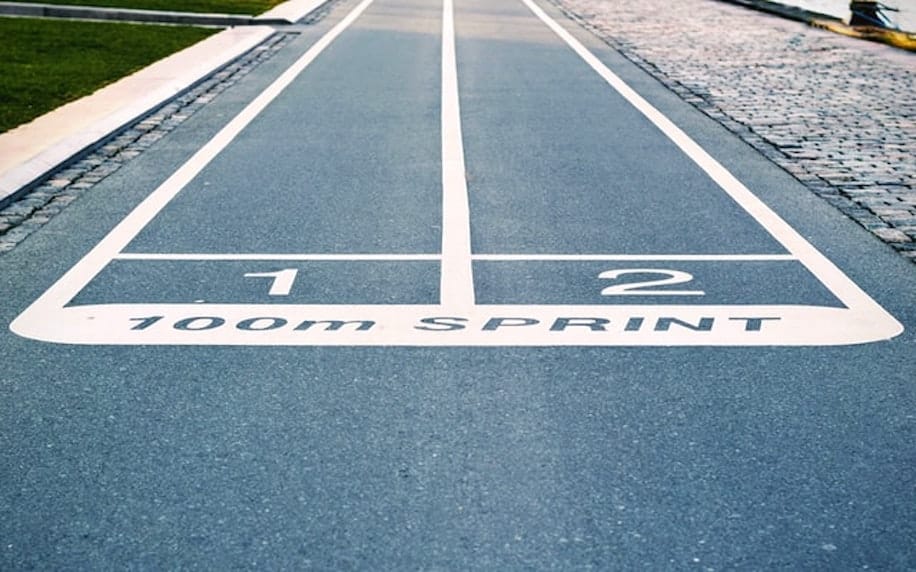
873,228 -> 913,243
552,0 -> 916,263
0,31 -> 295,254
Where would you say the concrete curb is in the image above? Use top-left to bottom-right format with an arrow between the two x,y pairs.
256,0 -> 328,24
0,0 -> 329,25
0,25 -> 276,208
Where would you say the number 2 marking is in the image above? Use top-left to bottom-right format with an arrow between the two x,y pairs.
244,269 -> 299,296
599,269 -> 705,296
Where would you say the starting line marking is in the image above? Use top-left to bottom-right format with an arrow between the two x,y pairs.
9,0 -> 903,347
112,253 -> 799,262
114,253 -> 443,261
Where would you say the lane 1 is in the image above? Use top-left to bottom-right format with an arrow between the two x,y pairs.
123,0 -> 443,255
70,259 -> 440,305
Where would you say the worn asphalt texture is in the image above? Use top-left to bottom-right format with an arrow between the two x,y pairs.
0,0 -> 914,569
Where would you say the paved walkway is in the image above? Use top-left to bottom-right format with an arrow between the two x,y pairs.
552,0 -> 916,262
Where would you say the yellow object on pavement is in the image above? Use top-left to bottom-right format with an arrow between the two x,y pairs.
811,19 -> 916,51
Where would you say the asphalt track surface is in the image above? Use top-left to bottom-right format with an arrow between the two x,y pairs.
2,0 -> 915,568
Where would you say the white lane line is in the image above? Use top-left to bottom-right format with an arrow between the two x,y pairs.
115,253 -> 441,261
113,253 -> 795,262
17,0 -> 376,311
519,0 -> 899,319
440,0 -> 475,309
472,254 -> 798,262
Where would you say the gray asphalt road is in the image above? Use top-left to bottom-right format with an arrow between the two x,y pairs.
2,0 -> 914,568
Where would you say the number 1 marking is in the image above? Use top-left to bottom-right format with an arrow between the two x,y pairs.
244,269 -> 299,296
129,316 -> 164,330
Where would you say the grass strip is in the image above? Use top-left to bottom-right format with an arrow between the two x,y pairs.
0,17 -> 215,133
6,0 -> 285,15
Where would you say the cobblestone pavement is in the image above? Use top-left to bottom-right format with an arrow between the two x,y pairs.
0,31 -> 298,253
551,0 -> 916,262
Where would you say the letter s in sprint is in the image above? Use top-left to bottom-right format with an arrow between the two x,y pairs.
415,317 -> 468,331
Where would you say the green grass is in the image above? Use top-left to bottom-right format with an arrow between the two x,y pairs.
10,0 -> 285,15
0,17 -> 215,133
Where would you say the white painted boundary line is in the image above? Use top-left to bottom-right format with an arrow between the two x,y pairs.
440,0 -> 475,309
115,253 -> 441,261
113,253 -> 797,262
473,254 -> 797,262
20,304 -> 898,346
10,0 -> 376,312
519,0 -> 901,325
